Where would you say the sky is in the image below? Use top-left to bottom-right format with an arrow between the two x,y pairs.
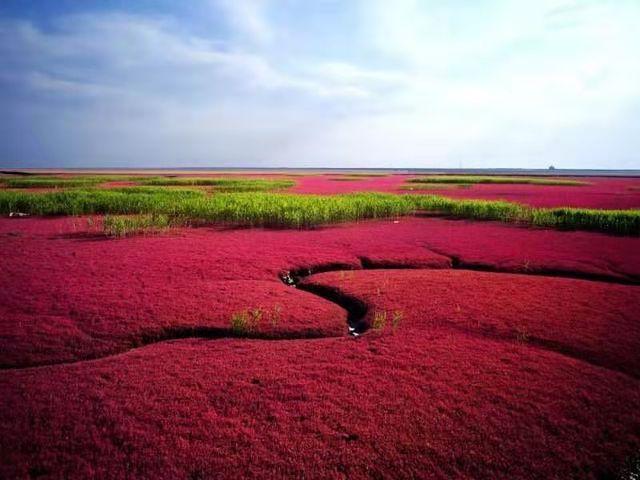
1,0 -> 639,169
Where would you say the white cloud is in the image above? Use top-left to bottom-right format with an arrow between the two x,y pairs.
1,13 -> 385,101
1,1 -> 639,168
215,0 -> 273,44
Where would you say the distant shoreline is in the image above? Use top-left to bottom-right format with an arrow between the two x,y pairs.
2,167 -> 639,177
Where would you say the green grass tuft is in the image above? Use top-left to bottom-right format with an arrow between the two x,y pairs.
230,308 -> 270,335
103,213 -> 172,238
372,310 -> 387,330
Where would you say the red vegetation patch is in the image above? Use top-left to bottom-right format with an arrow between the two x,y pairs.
1,215 -> 639,477
404,177 -> 640,209
290,174 -> 640,209
302,269 -> 640,377
1,216 -> 638,366
2,335 -> 639,478
291,174 -> 408,194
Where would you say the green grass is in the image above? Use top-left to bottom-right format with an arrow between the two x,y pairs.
107,186 -> 206,197
0,189 -> 638,235
371,309 -> 404,332
408,175 -> 589,186
527,207 -> 640,233
372,310 -> 387,330
0,175 -> 295,192
411,196 -> 526,221
169,192 -> 411,228
137,177 -> 295,191
411,195 -> 640,235
103,213 -> 173,237
392,310 -> 403,332
400,183 -> 469,190
0,188 -> 210,216
0,190 -> 409,227
0,175 -> 142,189
230,307 -> 283,335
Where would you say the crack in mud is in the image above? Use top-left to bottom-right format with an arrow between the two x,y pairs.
449,258 -> 640,285
3,251 -> 638,371
0,327 -> 335,371
294,282 -> 368,336
280,256 -> 640,381
423,247 -> 639,285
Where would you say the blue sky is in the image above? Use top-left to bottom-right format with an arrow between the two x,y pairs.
1,0 -> 639,169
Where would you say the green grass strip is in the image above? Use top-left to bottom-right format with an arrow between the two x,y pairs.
410,195 -> 639,235
400,183 -> 468,190
0,175 -> 295,192
0,189 -> 637,235
103,213 -> 172,237
0,175 -> 143,188
137,177 -> 294,191
106,186 -> 206,197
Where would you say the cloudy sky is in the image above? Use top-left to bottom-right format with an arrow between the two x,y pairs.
1,0 -> 639,169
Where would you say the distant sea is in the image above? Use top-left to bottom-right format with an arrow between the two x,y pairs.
3,167 -> 639,177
